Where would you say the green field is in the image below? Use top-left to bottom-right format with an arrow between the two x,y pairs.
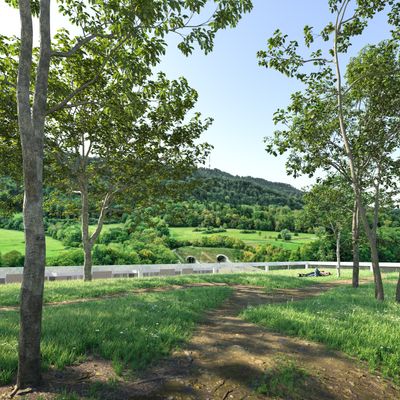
170,227 -> 316,250
0,269 -> 380,308
89,223 -> 122,234
0,228 -> 67,261
242,280 -> 400,382
0,286 -> 231,385
175,246 -> 242,263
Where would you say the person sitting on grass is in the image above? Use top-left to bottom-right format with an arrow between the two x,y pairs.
298,268 -> 332,277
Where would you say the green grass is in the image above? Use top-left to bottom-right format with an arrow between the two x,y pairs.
0,228 -> 68,261
242,280 -> 400,382
254,357 -> 309,399
170,227 -> 316,250
89,223 -> 122,234
175,246 -> 242,263
0,286 -> 232,385
0,271 -> 347,307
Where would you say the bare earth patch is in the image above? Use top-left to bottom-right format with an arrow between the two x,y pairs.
1,281 -> 398,399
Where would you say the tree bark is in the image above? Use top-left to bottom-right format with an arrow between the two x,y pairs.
358,201 -> 384,300
16,0 -> 51,388
352,200 -> 360,288
396,272 -> 400,302
81,183 -> 93,281
80,179 -> 112,281
333,12 -> 384,300
336,230 -> 341,278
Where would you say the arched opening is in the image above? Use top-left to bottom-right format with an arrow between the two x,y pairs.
186,256 -> 197,264
216,254 -> 228,263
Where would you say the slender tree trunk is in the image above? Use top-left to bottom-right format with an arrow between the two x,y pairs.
396,272 -> 400,302
81,184 -> 93,281
16,0 -> 51,388
336,230 -> 341,278
358,201 -> 384,300
352,200 -> 360,288
333,17 -> 384,300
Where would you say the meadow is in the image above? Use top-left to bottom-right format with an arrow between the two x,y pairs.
0,271 -> 329,307
242,278 -> 400,382
175,246 -> 242,262
0,286 -> 231,385
169,227 -> 316,250
0,228 -> 68,261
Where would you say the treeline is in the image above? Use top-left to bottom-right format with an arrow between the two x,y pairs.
188,168 -> 303,208
138,201 -> 308,232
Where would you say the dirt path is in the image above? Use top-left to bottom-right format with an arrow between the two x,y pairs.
2,281 -> 398,399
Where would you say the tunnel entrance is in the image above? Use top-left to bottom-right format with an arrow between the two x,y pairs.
186,256 -> 197,264
216,254 -> 228,263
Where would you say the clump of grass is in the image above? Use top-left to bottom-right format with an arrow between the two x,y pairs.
255,357 -> 309,399
0,286 -> 231,385
242,282 -> 400,382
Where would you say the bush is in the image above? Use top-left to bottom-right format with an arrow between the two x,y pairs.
192,235 -> 246,250
92,244 -> 140,265
1,251 -> 24,267
59,225 -> 82,247
50,249 -> 84,266
280,229 -> 292,241
99,228 -> 129,245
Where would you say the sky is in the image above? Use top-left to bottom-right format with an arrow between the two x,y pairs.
0,0 -> 394,189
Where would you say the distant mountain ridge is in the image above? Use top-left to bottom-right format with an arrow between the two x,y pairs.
190,168 -> 303,209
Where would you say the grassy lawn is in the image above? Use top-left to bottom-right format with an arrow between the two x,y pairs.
170,227 -> 316,250
0,286 -> 231,385
89,223 -> 122,234
0,269 -> 380,308
242,280 -> 400,382
175,246 -> 242,263
0,228 -> 68,261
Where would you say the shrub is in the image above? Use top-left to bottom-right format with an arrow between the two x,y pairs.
60,225 -> 82,247
99,228 -> 129,245
92,244 -> 140,265
2,251 -> 24,267
280,229 -> 292,241
50,249 -> 84,266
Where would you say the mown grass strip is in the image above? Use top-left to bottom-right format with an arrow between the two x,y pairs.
0,286 -> 232,385
242,281 -> 400,382
0,270 -> 382,308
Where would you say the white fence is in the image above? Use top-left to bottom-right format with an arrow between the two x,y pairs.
1,261 -> 399,285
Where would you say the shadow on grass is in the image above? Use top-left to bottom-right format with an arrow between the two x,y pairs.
0,287 -> 232,386
242,282 -> 400,382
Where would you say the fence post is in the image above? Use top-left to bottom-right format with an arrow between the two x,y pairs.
305,263 -> 309,270
265,265 -> 269,272
137,267 -> 143,278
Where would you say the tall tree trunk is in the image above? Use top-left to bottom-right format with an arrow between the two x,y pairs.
17,0 -> 51,388
358,201 -> 384,300
336,230 -> 341,278
81,184 -> 93,281
352,200 -> 360,288
396,272 -> 400,302
333,17 -> 384,301
80,178 -> 112,281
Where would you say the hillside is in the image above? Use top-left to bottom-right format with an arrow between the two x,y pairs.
190,168 -> 303,208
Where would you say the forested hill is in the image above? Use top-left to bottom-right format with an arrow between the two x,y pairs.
190,168 -> 303,209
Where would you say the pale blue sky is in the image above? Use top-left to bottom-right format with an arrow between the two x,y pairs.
158,0 -> 393,189
0,0 -> 394,189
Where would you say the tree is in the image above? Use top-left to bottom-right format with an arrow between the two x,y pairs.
260,1 -> 399,300
48,71 -> 211,281
4,0 -> 253,390
303,177 -> 353,277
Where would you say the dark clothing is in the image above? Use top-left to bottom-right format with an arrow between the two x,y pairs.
299,268 -> 321,277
